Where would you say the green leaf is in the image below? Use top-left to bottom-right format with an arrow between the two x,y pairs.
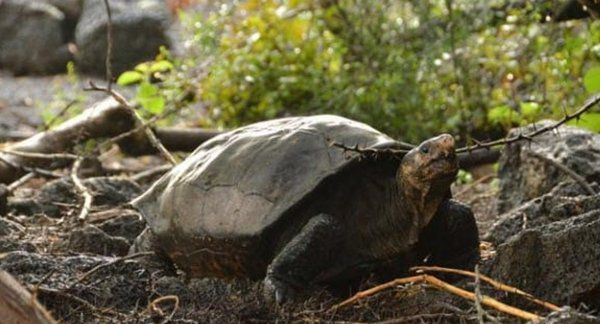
487,105 -> 514,125
135,62 -> 151,73
136,83 -> 165,114
139,96 -> 165,114
138,83 -> 159,98
520,102 -> 541,120
568,113 -> 600,133
583,67 -> 600,93
116,71 -> 143,85
150,60 -> 174,73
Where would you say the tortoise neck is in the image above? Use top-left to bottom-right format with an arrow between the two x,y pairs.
398,173 -> 452,232
356,179 -> 420,259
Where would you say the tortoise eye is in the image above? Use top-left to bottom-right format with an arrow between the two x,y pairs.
419,145 -> 429,154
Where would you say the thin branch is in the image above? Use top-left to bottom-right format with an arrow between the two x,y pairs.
333,274 -> 541,321
6,172 -> 36,193
147,295 -> 180,323
85,81 -> 177,165
43,100 -> 79,131
102,0 -> 113,90
411,266 -> 561,311
329,141 -> 409,159
526,151 -> 596,195
0,156 -> 63,179
0,149 -> 78,160
70,157 -> 93,221
456,92 -> 600,153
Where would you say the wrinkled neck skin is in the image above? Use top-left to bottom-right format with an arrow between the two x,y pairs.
398,171 -> 450,231
359,169 -> 452,260
357,178 -> 424,260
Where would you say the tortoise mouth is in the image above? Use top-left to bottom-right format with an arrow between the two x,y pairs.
426,158 -> 459,181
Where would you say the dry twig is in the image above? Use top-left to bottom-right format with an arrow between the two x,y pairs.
147,295 -> 180,323
70,157 -> 94,221
0,149 -> 78,161
7,172 -> 36,193
456,92 -> 600,153
411,266 -> 560,311
332,274 -> 542,321
85,81 -> 177,165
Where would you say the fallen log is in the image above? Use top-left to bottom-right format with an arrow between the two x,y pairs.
0,98 -> 136,183
0,97 -> 222,184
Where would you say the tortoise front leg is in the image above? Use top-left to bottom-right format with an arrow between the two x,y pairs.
264,213 -> 343,304
416,200 -> 480,270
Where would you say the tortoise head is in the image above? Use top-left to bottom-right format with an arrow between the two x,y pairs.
398,134 -> 458,224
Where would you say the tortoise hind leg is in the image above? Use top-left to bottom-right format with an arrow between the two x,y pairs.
130,227 -> 178,275
264,213 -> 343,304
416,200 -> 480,271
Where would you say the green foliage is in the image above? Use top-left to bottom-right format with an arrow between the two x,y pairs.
40,61 -> 85,128
117,48 -> 176,117
568,112 -> 600,132
583,66 -> 600,93
133,1 -> 600,140
455,169 -> 473,185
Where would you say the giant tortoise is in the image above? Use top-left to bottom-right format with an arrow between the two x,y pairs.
132,115 -> 479,303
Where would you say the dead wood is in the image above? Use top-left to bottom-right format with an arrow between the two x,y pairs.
0,270 -> 57,324
333,274 -> 542,321
0,98 -> 136,184
0,98 -> 221,184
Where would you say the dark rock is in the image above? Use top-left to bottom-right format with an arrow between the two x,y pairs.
0,0 -> 73,75
485,203 -> 600,310
75,0 -> 172,75
66,224 -> 130,256
485,181 -> 598,244
96,210 -> 145,243
8,177 -> 141,217
497,121 -> 600,214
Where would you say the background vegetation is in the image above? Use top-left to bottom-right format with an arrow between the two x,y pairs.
120,0 -> 600,143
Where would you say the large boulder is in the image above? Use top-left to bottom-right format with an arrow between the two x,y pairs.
74,0 -> 172,75
0,0 -> 73,75
486,201 -> 600,309
484,122 -> 600,311
496,121 -> 600,214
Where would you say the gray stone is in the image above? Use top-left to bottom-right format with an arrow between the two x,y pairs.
497,121 -> 600,214
75,0 -> 172,75
97,210 -> 145,243
66,224 -> 130,256
485,181 -> 597,244
486,201 -> 600,309
0,0 -> 73,74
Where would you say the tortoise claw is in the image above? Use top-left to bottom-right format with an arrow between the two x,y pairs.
263,276 -> 295,305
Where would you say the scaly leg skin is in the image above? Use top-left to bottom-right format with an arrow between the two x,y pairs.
417,200 -> 480,271
264,214 -> 343,305
130,227 -> 177,275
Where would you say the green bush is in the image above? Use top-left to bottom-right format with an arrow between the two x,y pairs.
123,0 -> 600,142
